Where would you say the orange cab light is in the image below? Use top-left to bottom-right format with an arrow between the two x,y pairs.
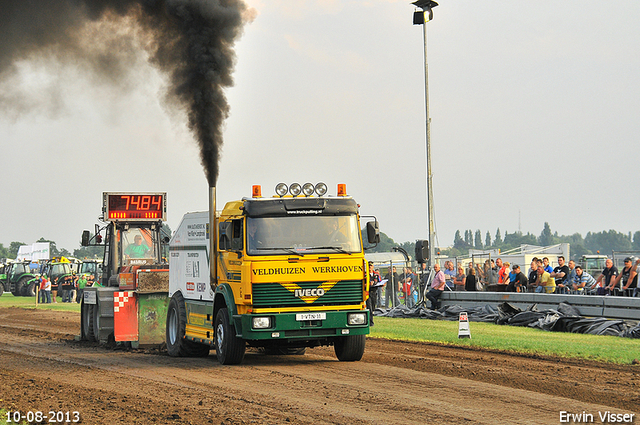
337,183 -> 347,197
252,185 -> 262,198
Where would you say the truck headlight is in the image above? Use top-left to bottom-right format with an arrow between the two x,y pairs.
347,313 -> 366,325
314,182 -> 327,196
252,317 -> 272,329
289,183 -> 302,196
275,183 -> 288,197
302,182 -> 315,197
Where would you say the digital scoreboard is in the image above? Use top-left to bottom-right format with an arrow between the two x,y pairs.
103,192 -> 167,221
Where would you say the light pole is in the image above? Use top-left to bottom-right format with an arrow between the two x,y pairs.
412,0 -> 437,269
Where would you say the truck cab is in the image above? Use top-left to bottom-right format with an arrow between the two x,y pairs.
167,183 -> 379,364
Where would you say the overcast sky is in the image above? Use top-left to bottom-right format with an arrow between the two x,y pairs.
1,0 -> 639,253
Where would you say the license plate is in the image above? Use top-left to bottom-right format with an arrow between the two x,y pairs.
295,312 -> 326,321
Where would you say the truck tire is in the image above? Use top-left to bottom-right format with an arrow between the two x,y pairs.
0,283 -> 3,297
166,293 -> 210,357
334,334 -> 366,361
91,300 -> 100,343
214,307 -> 245,365
81,302 -> 95,342
12,276 -> 30,296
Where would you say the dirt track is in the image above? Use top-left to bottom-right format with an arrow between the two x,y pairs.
1,307 -> 639,424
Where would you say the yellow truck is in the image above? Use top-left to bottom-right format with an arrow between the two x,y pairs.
166,183 -> 379,364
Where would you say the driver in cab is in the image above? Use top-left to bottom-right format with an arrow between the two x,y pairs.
125,235 -> 150,259
328,221 -> 349,248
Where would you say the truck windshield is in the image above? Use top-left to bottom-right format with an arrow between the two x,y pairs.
246,215 -> 362,256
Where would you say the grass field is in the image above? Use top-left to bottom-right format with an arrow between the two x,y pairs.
0,293 -> 80,312
1,293 -> 638,364
372,316 -> 640,364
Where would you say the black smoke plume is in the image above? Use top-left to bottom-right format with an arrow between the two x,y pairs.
0,0 -> 252,186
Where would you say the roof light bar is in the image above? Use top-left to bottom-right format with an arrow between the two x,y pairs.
273,181 -> 331,197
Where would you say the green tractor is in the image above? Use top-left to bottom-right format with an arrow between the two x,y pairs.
4,261 -> 38,296
0,259 -> 75,297
0,262 -> 8,296
38,259 -> 75,300
78,259 -> 103,287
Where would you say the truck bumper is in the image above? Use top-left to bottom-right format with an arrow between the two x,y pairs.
235,309 -> 370,340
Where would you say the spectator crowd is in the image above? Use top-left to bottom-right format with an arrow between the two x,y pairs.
37,272 -> 98,304
370,256 -> 640,311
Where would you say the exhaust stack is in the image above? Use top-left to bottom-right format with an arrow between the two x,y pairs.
209,186 -> 218,288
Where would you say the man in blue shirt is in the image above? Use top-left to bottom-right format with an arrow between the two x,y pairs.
443,261 -> 456,290
572,265 -> 596,293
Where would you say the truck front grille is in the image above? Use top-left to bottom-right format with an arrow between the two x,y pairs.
252,280 -> 363,308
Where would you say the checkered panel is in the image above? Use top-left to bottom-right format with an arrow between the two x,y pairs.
114,291 -> 135,313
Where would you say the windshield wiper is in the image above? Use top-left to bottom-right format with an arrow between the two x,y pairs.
308,246 -> 352,255
255,247 -> 304,257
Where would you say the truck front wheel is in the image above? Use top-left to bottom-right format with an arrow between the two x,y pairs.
214,308 -> 245,365
334,334 -> 366,361
166,293 -> 209,357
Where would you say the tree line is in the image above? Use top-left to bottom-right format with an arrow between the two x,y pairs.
447,222 -> 640,260
364,222 -> 640,261
0,237 -> 98,261
3,223 -> 638,262
0,224 -> 172,262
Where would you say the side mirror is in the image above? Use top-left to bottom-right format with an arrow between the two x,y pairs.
366,221 -> 380,244
415,240 -> 429,263
81,230 -> 90,247
218,222 -> 232,250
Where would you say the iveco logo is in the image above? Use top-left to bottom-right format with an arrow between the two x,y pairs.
294,288 -> 325,298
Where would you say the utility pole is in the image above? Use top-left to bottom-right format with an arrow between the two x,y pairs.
412,0 -> 438,268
